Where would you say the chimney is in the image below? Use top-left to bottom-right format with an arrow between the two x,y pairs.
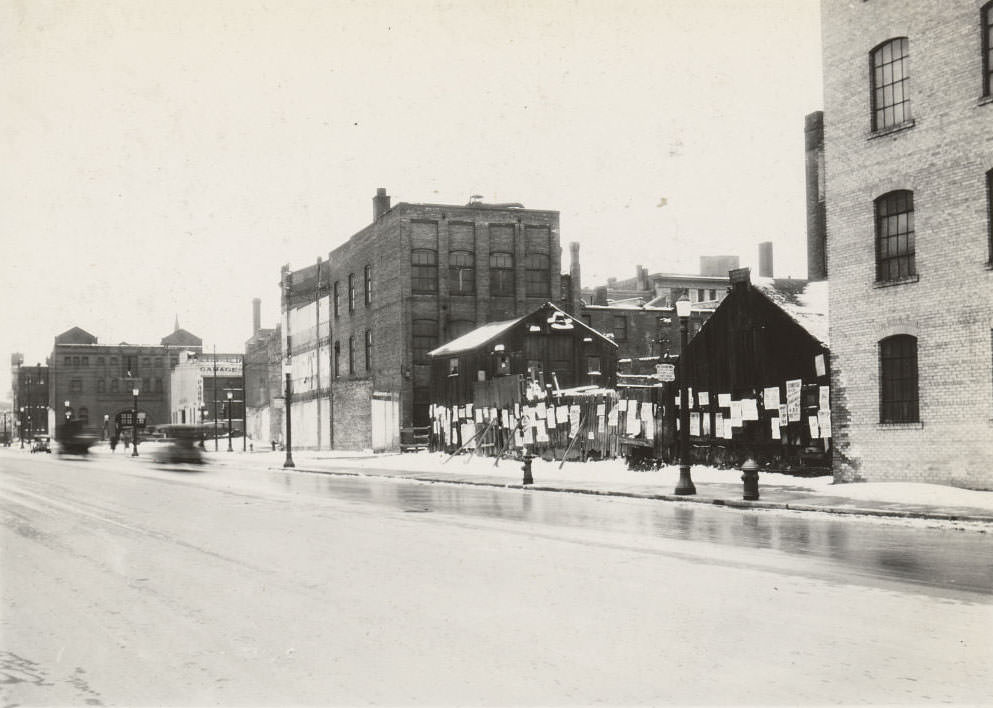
373,187 -> 391,221
252,298 -> 261,335
758,242 -> 774,278
569,242 -> 581,313
729,267 -> 752,292
594,285 -> 608,306
805,111 -> 827,281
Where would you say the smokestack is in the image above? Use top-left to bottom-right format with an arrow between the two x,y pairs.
636,265 -> 648,290
805,111 -> 827,281
594,286 -> 608,306
569,242 -> 581,313
252,298 -> 261,335
758,242 -> 774,278
373,187 -> 391,221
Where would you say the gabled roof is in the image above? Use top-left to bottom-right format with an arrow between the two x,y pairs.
428,302 -> 617,357
751,277 -> 829,347
161,328 -> 203,347
54,327 -> 98,345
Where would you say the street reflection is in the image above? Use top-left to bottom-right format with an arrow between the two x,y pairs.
271,471 -> 993,595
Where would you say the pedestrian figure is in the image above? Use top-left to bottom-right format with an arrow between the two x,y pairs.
110,436 -> 118,452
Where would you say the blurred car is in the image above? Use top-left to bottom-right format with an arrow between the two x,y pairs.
150,424 -> 207,466
30,435 -> 51,453
55,421 -> 98,456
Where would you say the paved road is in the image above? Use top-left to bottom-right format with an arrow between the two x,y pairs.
2,450 -> 990,705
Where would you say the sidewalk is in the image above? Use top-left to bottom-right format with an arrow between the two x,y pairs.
257,448 -> 993,525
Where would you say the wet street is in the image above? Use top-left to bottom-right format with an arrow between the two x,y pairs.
2,449 -> 991,705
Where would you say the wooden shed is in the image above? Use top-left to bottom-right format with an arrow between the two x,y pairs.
680,268 -> 831,472
427,301 -> 618,409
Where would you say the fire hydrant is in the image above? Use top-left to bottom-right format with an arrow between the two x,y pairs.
522,454 -> 534,486
741,458 -> 760,500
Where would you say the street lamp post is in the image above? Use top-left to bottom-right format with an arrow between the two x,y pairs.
283,363 -> 294,468
18,407 -> 24,448
131,387 -> 140,457
64,400 -> 71,422
674,295 -> 696,496
226,391 -> 233,452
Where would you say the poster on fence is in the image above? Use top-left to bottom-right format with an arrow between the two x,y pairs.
771,417 -> 781,440
569,405 -> 581,437
730,400 -> 743,427
718,393 -> 732,408
819,385 -> 830,411
817,409 -> 832,438
625,407 -> 641,435
558,405 -> 569,425
763,386 -> 780,410
689,412 -> 700,436
535,401 -> 546,419
698,391 -> 709,406
461,422 -> 476,449
740,398 -> 759,421
723,417 -> 734,439
596,402 -> 606,417
640,401 -> 653,421
702,411 -> 711,436
807,415 -> 820,439
607,406 -> 618,428
535,424 -> 549,443
786,379 -> 803,422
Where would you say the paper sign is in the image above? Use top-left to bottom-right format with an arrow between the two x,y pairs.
786,379 -> 803,422
702,412 -> 711,436
598,415 -> 606,434
815,353 -> 826,377
698,391 -> 710,406
523,424 -> 534,445
535,425 -> 549,443
723,418 -> 734,439
640,401 -> 653,421
645,419 -> 655,440
617,399 -> 628,413
763,387 -> 780,410
475,408 -> 483,423
808,415 -> 820,438
817,409 -> 832,438
607,407 -> 618,427
689,412 -> 700,436
557,405 -> 569,424
535,402 -> 547,419
461,422 -> 476,448
819,386 -> 830,411
596,403 -> 606,417
687,388 -> 693,408
587,431 -> 595,440
715,412 -> 723,436
771,418 -> 781,440
546,406 -> 557,426
730,400 -> 743,427
626,408 -> 641,435
569,405 -> 581,437
718,393 -> 732,408
779,404 -> 788,421
740,398 -> 759,421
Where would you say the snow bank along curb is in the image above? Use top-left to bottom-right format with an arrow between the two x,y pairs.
274,465 -> 993,525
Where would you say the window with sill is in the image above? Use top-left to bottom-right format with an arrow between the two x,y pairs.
489,252 -> 514,296
870,38 -> 911,132
879,334 -> 919,423
411,249 -> 438,294
449,250 -> 475,295
875,190 -> 916,282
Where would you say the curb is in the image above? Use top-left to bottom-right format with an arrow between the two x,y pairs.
274,465 -> 993,525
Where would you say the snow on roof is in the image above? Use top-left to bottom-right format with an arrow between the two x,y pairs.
428,315 -> 525,357
752,277 -> 829,347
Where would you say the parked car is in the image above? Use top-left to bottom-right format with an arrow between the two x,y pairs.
30,436 -> 51,453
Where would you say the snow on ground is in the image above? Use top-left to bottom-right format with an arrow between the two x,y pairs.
255,448 -> 993,512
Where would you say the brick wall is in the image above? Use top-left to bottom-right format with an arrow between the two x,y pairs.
822,0 -> 993,488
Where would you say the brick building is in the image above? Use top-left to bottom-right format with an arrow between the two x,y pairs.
169,350 -> 244,449
49,325 -> 203,438
281,189 -> 579,450
821,0 -> 993,488
11,356 -> 50,438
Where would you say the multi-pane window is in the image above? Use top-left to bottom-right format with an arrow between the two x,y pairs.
364,330 -> 372,372
879,335 -> 919,423
348,336 -> 355,375
524,253 -> 550,297
875,190 -> 916,282
348,273 -> 356,312
64,356 -> 71,366
70,379 -> 82,392
334,341 -> 341,378
97,379 -> 105,393
97,356 -> 105,367
870,38 -> 911,131
987,169 -> 993,265
489,252 -> 514,296
984,2 -> 993,97
411,249 -> 438,294
449,251 -> 475,294
333,282 -> 341,318
586,356 -> 602,374
412,319 -> 438,364
364,265 -> 373,306
613,315 -> 628,342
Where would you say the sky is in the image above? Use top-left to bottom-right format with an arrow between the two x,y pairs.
0,0 -> 823,379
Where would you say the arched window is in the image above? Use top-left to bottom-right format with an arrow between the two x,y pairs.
449,250 -> 475,295
870,38 -> 911,131
879,335 -> 919,423
524,253 -> 550,297
490,251 -> 514,296
874,190 -> 916,282
983,2 -> 993,97
411,249 -> 438,293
